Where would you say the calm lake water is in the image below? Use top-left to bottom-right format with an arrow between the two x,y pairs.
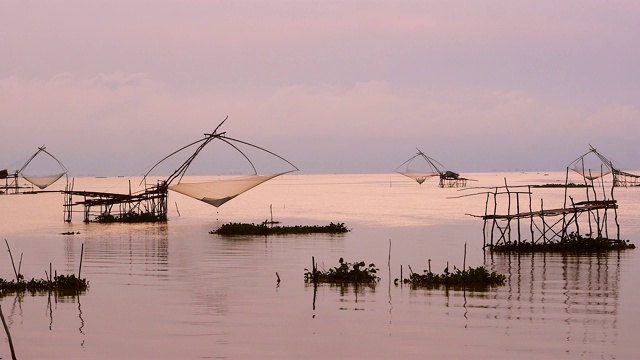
0,172 -> 639,359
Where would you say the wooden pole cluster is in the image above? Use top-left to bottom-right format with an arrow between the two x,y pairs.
63,180 -> 168,222
477,175 -> 620,247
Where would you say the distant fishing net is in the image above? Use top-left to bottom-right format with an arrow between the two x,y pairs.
17,146 -> 68,189
395,149 -> 442,185
568,146 -> 613,181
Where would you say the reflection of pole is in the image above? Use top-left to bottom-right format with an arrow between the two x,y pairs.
0,304 -> 17,360
78,293 -> 85,336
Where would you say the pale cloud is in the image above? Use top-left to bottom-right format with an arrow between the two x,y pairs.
2,1 -> 639,174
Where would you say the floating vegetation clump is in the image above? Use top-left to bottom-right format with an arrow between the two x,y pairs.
0,240 -> 88,297
0,274 -> 88,297
95,211 -> 166,223
533,183 -> 590,188
488,232 -> 636,253
304,258 -> 379,285
210,222 -> 350,236
401,266 -> 506,287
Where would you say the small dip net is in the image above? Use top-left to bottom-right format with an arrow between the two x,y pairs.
18,146 -> 68,189
395,149 -> 442,185
568,146 -> 613,181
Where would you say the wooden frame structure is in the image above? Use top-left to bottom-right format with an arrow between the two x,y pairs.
0,170 -> 29,195
613,169 -> 640,187
63,180 -> 168,223
469,178 -> 619,248
463,147 -> 623,248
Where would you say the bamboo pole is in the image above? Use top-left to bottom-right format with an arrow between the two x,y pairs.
463,242 -> 467,272
505,178 -> 512,243
78,243 -> 84,281
4,240 -> 19,281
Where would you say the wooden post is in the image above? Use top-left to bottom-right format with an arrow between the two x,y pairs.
78,243 -> 84,281
5,239 -> 19,281
504,178 -> 512,243
528,185 -> 534,244
463,242 -> 467,272
540,199 -> 545,244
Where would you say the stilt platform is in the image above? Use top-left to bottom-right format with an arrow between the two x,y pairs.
460,167 -> 622,249
62,181 -> 168,222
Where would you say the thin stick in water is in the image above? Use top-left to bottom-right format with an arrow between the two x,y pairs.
463,242 -> 467,272
18,253 -> 23,278
5,239 -> 19,281
78,243 -> 84,280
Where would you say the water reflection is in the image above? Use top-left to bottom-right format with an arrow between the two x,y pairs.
306,283 -> 377,312
76,223 -> 169,278
488,251 -> 622,355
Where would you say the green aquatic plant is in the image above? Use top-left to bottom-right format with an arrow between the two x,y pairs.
304,258 -> 379,285
533,183 -> 590,188
489,232 -> 636,253
95,211 -> 166,223
210,222 -> 350,236
401,265 -> 506,288
0,274 -> 88,297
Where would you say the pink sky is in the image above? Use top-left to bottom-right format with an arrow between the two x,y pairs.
2,1 -> 639,175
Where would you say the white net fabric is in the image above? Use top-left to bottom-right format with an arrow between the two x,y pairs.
399,172 -> 439,184
395,149 -> 442,185
570,167 -> 611,180
169,173 -> 283,207
21,172 -> 66,189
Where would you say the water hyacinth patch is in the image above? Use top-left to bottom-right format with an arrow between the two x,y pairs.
304,258 -> 379,285
401,266 -> 506,288
211,222 -> 350,236
0,274 -> 88,297
489,232 -> 636,253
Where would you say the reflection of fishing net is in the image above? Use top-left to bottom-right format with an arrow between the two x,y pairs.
21,173 -> 66,190
569,146 -> 613,181
169,173 -> 283,207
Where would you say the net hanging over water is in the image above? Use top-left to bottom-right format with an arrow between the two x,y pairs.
144,117 -> 298,208
18,146 -> 68,189
568,145 -> 613,181
169,173 -> 284,207
395,148 -> 445,185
